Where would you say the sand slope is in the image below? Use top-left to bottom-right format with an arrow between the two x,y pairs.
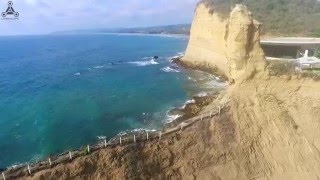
19,76 -> 320,179
14,3 -> 320,180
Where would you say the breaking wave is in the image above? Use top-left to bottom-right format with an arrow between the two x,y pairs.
97,136 -> 106,140
195,92 -> 209,97
166,113 -> 182,123
117,128 -> 157,136
141,56 -> 154,60
161,66 -> 180,73
93,65 -> 104,69
180,99 -> 196,109
128,59 -> 159,66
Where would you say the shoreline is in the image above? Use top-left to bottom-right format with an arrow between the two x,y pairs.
1,103 -> 226,179
0,55 -> 226,177
165,90 -> 218,129
171,56 -> 229,82
164,55 -> 227,127
0,98 -> 225,179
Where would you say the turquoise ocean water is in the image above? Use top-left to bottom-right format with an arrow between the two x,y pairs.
0,34 -> 223,168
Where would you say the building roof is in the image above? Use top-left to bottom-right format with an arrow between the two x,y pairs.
261,37 -> 320,46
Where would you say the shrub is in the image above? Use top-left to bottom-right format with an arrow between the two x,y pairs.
267,61 -> 297,76
201,0 -> 320,36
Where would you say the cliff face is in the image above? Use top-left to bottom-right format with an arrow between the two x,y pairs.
12,3 -> 320,180
183,3 -> 265,82
226,5 -> 265,82
18,75 -> 320,180
183,3 -> 228,73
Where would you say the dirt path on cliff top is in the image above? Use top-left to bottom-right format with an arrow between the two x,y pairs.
18,76 -> 320,180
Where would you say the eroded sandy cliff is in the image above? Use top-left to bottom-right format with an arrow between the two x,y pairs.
13,2 -> 320,180
183,3 -> 266,82
18,76 -> 320,180
183,3 -> 228,74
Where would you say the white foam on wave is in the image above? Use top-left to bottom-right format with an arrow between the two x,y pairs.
141,56 -> 154,60
8,163 -> 25,171
117,128 -> 157,136
166,114 -> 182,123
128,59 -> 159,66
177,51 -> 185,56
181,99 -> 196,109
168,55 -> 180,62
161,66 -> 180,73
186,99 -> 195,104
165,108 -> 184,123
195,92 -> 209,97
132,128 -> 156,132
74,72 -> 81,76
204,80 -> 228,89
168,52 -> 185,61
97,136 -> 106,140
93,65 -> 104,69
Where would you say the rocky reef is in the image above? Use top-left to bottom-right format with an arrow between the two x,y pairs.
11,2 -> 320,180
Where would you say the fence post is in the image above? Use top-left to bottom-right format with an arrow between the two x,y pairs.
134,135 -> 136,143
159,131 -> 162,140
87,145 -> 90,153
69,151 -> 72,160
218,106 -> 221,115
48,158 -> 52,166
146,132 -> 149,140
27,165 -> 31,175
104,139 -> 107,148
2,172 -> 5,180
120,136 -> 122,145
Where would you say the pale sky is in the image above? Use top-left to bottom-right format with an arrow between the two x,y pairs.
0,0 -> 199,35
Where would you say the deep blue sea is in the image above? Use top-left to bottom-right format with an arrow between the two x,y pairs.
0,34 -> 224,168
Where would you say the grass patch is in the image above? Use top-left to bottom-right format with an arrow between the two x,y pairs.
300,71 -> 320,81
266,61 -> 297,76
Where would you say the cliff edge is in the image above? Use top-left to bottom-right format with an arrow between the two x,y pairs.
11,3 -> 320,180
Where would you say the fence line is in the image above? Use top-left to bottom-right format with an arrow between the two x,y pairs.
0,105 -> 225,180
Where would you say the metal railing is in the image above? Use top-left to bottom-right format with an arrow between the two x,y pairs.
0,105 -> 225,180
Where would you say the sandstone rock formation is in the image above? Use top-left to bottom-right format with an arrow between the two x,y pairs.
12,2 -> 320,180
183,3 -> 266,82
226,5 -> 265,82
183,3 -> 228,73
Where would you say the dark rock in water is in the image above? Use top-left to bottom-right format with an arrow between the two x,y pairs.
168,108 -> 185,117
0,167 -> 5,172
171,56 -> 182,64
153,56 -> 159,59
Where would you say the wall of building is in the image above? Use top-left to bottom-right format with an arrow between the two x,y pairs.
261,45 -> 299,59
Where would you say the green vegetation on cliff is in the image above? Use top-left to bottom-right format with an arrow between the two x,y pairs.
202,0 -> 320,37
